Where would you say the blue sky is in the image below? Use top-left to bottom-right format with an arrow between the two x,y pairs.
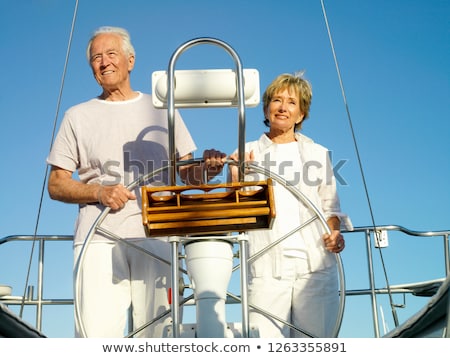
0,0 -> 449,338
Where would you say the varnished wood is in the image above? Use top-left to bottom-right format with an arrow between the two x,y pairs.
142,179 -> 275,236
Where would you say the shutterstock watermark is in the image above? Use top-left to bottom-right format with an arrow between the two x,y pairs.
238,151 -> 349,187
98,151 -> 349,187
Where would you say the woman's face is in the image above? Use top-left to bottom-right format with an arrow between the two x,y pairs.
265,87 -> 304,132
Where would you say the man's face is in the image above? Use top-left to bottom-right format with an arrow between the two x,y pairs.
89,33 -> 135,92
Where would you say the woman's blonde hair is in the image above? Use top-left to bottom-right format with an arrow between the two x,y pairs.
262,72 -> 312,131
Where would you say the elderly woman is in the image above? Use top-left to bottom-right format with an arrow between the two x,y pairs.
229,73 -> 352,338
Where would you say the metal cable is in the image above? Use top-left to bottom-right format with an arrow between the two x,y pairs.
19,0 -> 79,319
320,0 -> 399,328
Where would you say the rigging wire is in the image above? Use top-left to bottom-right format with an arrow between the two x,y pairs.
320,0 -> 399,328
19,0 -> 79,319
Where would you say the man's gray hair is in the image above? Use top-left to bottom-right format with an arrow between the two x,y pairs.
86,26 -> 135,61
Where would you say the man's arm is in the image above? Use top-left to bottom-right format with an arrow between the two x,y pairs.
178,150 -> 226,186
48,166 -> 135,210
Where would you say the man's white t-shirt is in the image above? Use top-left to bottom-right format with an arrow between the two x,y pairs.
47,92 -> 197,245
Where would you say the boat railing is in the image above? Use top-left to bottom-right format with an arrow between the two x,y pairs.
0,226 -> 449,337
0,235 -> 73,333
340,225 -> 449,337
